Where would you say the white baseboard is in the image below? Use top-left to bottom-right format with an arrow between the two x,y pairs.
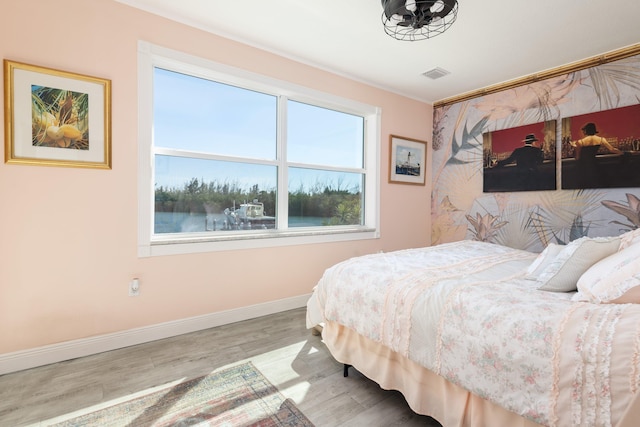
0,294 -> 311,375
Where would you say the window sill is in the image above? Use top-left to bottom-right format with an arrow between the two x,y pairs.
139,226 -> 379,257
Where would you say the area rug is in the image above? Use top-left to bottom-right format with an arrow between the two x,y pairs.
48,362 -> 314,427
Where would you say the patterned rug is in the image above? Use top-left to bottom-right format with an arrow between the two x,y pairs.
47,362 -> 314,426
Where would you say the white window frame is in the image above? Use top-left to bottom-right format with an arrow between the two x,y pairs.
137,41 -> 380,257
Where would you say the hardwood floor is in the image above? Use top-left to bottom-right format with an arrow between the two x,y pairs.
0,308 -> 441,426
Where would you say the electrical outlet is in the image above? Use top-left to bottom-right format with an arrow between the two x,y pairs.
129,278 -> 140,296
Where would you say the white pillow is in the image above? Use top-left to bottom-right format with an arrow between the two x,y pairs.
572,243 -> 640,303
619,228 -> 640,251
526,243 -> 564,277
535,236 -> 621,292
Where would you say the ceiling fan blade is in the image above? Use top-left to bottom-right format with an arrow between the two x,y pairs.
381,0 -> 410,19
396,21 -> 413,27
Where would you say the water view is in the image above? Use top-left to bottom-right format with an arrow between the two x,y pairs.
155,212 -> 326,233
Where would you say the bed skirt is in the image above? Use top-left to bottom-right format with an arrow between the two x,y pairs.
322,321 -> 543,427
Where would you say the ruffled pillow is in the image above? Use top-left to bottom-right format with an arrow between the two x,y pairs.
535,236 -> 621,292
610,286 -> 640,304
526,243 -> 564,277
572,243 -> 640,303
619,227 -> 640,251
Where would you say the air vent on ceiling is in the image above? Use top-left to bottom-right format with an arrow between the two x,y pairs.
423,67 -> 450,80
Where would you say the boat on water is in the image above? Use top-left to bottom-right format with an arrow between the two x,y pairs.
223,200 -> 276,230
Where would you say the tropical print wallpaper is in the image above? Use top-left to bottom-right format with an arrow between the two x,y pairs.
432,51 -> 640,252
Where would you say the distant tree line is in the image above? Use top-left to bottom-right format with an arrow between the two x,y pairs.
155,177 -> 361,225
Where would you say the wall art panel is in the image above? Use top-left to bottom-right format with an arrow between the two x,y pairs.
483,121 -> 556,193
432,50 -> 640,252
560,104 -> 640,189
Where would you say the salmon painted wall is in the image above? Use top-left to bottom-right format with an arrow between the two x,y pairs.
0,0 -> 432,353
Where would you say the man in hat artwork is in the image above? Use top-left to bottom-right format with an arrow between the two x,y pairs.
497,133 -> 544,169
495,133 -> 544,189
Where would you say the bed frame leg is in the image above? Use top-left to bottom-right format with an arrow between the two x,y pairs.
343,364 -> 351,377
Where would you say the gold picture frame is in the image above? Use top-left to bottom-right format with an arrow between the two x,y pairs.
388,134 -> 427,185
4,60 -> 111,169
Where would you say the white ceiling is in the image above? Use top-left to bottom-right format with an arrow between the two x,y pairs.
115,0 -> 640,104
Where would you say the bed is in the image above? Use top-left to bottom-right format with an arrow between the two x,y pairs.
306,232 -> 640,427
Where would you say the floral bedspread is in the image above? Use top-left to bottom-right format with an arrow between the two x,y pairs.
306,240 -> 640,427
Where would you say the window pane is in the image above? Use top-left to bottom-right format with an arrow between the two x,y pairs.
287,100 -> 364,168
155,155 -> 277,233
288,167 -> 363,227
154,68 -> 277,159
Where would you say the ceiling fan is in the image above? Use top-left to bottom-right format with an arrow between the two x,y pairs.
381,0 -> 458,41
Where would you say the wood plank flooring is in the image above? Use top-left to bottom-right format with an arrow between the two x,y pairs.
0,308 -> 441,426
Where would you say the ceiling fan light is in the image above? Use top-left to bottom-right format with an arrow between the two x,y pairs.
390,13 -> 404,25
381,0 -> 458,41
430,1 -> 445,14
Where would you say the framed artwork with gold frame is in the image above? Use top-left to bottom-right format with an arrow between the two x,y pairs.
4,60 -> 111,169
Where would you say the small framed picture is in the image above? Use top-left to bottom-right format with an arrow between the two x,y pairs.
388,134 -> 427,185
4,60 -> 111,169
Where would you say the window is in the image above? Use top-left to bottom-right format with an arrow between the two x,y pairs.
138,42 -> 380,256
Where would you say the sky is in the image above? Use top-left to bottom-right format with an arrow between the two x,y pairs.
153,68 -> 364,194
